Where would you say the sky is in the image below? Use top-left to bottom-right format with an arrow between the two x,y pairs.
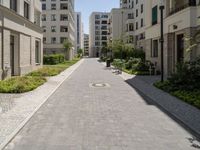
75,0 -> 119,34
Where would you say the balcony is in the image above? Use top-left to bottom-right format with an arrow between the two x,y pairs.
168,0 -> 198,17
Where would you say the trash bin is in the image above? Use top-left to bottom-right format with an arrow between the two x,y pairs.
106,59 -> 111,67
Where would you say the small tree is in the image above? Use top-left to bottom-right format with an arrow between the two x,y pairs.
63,39 -> 73,60
77,48 -> 83,58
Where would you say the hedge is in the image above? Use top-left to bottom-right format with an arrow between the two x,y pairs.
43,54 -> 65,65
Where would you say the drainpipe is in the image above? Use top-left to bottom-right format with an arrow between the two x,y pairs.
1,10 -> 4,80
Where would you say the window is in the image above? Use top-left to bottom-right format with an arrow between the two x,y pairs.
141,4 -> 143,13
152,39 -> 158,57
51,37 -> 56,44
42,26 -> 46,32
136,9 -> 138,17
42,14 -> 46,21
60,14 -> 68,21
51,4 -> 56,10
141,18 -> 143,27
60,37 -> 67,44
43,37 -> 46,44
152,6 -> 158,25
136,22 -> 138,30
42,4 -> 46,10
10,0 -> 17,12
60,3 -> 68,10
51,14 -> 56,21
24,2 -> 29,19
35,41 -> 41,64
51,26 -> 56,32
60,26 -> 68,32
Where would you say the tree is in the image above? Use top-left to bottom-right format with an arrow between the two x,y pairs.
63,39 -> 73,60
77,48 -> 83,57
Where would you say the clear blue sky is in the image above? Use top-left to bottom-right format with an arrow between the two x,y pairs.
75,0 -> 119,34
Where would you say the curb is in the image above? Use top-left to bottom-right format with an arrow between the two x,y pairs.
100,61 -> 200,140
0,59 -> 84,150
126,79 -> 200,140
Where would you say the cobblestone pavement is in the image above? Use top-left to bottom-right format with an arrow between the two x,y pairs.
4,58 -> 199,150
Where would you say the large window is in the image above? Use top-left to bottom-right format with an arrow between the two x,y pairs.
35,41 -> 41,64
10,0 -> 17,12
24,2 -> 29,19
152,6 -> 158,25
151,39 -> 158,57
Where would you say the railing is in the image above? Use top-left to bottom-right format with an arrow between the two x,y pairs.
168,1 -> 197,16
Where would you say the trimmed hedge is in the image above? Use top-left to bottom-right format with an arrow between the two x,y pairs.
43,54 -> 65,65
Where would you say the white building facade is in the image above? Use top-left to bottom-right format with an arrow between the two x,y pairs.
41,0 -> 75,60
89,12 -> 110,57
75,12 -> 84,55
0,0 -> 43,79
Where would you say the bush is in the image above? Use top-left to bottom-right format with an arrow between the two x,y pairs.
113,59 -> 124,69
168,57 -> 200,91
43,54 -> 65,65
0,76 -> 46,93
27,67 -> 64,77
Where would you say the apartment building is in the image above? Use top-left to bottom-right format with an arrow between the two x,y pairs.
75,12 -> 84,55
0,0 -> 43,80
109,0 -> 145,49
84,34 -> 89,56
145,0 -> 200,76
89,12 -> 110,57
41,0 -> 75,60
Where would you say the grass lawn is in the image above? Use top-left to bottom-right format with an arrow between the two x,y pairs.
154,81 -> 200,109
0,58 -> 80,93
27,58 -> 80,77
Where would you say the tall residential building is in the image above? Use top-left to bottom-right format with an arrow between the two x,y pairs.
0,0 -> 43,79
145,0 -> 200,76
89,12 -> 110,57
75,12 -> 84,55
109,0 -> 145,49
41,0 -> 75,60
84,34 -> 89,56
109,8 -> 134,44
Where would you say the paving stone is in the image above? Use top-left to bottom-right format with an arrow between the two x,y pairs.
3,58 -> 199,150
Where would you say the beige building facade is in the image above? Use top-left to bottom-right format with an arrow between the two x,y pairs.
145,0 -> 200,76
41,0 -> 75,60
89,12 -> 110,57
0,0 -> 43,80
109,0 -> 146,49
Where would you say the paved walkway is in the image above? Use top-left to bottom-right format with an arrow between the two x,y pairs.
3,58 -> 199,150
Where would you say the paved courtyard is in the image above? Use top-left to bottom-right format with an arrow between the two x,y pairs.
4,58 -> 199,150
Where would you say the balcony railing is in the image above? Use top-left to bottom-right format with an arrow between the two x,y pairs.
168,1 -> 197,17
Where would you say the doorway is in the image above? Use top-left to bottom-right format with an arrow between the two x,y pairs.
177,34 -> 184,63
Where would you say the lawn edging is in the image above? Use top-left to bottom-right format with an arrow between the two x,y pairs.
0,58 -> 81,94
0,59 -> 84,150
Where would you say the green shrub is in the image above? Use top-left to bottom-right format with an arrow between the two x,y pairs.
43,54 -> 65,65
0,76 -> 46,93
168,57 -> 200,91
154,81 -> 200,109
27,67 -> 64,77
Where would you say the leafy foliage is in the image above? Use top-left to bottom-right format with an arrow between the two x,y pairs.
43,54 -> 65,65
0,76 -> 46,93
154,56 -> 200,109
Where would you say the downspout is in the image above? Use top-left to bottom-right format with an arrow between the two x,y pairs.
1,10 -> 4,80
